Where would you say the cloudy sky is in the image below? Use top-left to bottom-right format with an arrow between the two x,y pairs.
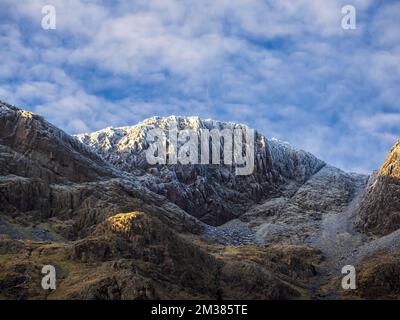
0,0 -> 399,173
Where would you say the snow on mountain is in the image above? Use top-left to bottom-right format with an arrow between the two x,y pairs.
76,115 -> 325,180
76,116 -> 326,225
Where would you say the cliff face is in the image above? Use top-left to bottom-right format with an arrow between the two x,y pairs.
0,102 -> 114,184
355,141 -> 400,236
76,116 -> 325,225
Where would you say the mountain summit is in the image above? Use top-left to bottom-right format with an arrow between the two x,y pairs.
76,115 -> 325,225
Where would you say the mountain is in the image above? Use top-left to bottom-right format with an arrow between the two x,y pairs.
76,116 -> 325,226
1,101 -> 400,299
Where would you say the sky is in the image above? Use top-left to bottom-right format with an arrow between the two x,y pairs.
0,0 -> 399,173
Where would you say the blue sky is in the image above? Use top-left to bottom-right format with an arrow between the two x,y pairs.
0,0 -> 399,173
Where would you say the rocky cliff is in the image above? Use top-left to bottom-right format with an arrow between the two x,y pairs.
76,116 -> 325,226
355,141 -> 400,236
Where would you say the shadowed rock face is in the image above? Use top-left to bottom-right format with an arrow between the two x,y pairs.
355,141 -> 400,236
0,102 -> 114,184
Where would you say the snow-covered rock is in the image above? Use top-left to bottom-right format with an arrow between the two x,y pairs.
76,116 -> 326,225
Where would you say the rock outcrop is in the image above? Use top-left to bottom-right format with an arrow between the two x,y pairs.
0,102 -> 114,184
355,141 -> 400,236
